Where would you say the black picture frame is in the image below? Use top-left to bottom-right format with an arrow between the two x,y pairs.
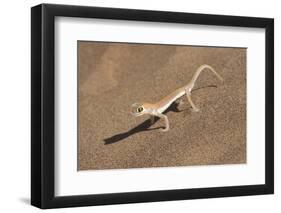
31,3 -> 274,209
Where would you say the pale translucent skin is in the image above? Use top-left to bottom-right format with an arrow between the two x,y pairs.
131,64 -> 223,132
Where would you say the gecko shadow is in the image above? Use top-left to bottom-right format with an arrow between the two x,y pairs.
103,84 -> 217,145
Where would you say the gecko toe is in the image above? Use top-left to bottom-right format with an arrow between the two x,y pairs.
192,108 -> 200,112
160,128 -> 169,132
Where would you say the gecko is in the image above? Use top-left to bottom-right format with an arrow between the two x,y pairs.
131,64 -> 223,132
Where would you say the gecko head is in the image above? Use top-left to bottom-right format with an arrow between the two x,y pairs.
131,103 -> 148,117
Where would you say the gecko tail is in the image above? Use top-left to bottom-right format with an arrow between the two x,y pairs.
188,64 -> 223,90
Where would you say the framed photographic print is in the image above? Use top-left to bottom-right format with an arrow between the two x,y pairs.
31,3 -> 274,209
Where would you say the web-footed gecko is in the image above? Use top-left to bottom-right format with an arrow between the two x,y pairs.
131,64 -> 223,132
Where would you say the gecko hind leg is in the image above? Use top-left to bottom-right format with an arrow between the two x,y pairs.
186,94 -> 199,112
174,99 -> 184,112
177,99 -> 184,107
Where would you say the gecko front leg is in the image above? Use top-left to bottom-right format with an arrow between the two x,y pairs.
150,115 -> 155,125
155,113 -> 169,132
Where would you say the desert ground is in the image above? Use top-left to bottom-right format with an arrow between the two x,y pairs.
78,41 -> 246,170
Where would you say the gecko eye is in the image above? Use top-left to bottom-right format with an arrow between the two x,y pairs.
137,107 -> 143,113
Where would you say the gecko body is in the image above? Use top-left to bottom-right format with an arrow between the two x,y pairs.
131,64 -> 223,132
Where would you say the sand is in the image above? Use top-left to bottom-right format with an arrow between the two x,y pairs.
78,41 -> 246,170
